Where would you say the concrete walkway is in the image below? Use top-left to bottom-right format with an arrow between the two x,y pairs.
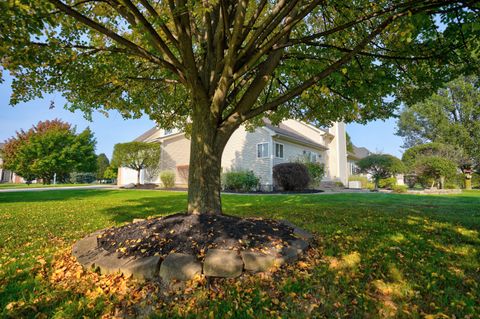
0,185 -> 116,193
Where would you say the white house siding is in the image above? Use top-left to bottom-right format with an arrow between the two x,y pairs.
159,134 -> 191,187
326,122 -> 348,185
272,138 -> 326,167
222,126 -> 273,186
118,167 -> 140,185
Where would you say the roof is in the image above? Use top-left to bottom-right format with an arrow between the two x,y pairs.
348,145 -> 371,160
133,127 -> 159,142
263,119 -> 328,150
133,119 -> 329,150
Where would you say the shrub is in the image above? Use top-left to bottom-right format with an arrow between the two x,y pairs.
303,162 -> 325,187
160,170 -> 176,188
378,177 -> 397,189
69,172 -> 96,184
403,174 -> 418,188
366,182 -> 376,190
444,182 -> 459,189
392,185 -> 408,193
273,163 -> 310,191
414,156 -> 457,189
412,183 -> 423,190
348,175 -> 369,188
450,173 -> 466,189
335,181 -> 345,188
222,170 -> 259,192
473,173 -> 480,189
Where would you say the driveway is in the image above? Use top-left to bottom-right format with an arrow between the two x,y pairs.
0,185 -> 116,193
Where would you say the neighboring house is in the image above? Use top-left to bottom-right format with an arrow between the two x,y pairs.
347,145 -> 372,175
118,119 -> 349,189
0,143 -> 24,183
347,146 -> 405,185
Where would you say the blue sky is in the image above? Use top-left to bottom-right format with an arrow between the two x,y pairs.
0,74 -> 404,159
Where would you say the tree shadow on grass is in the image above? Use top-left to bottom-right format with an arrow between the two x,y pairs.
0,189 -> 115,204
98,191 -> 188,223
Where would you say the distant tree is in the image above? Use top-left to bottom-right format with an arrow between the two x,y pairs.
346,133 -> 354,153
402,143 -> 466,172
103,165 -> 118,180
357,154 -> 405,189
414,156 -> 457,189
397,76 -> 480,170
111,142 -> 161,185
2,119 -> 97,184
96,153 -> 110,180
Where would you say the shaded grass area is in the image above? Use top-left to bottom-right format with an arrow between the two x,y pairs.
0,183 -> 100,189
0,190 -> 479,318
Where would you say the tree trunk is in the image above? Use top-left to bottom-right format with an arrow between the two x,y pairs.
137,169 -> 141,185
187,113 -> 226,215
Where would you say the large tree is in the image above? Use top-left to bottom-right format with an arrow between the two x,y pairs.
2,119 -> 97,184
111,142 -> 161,185
1,1 -> 479,214
397,76 -> 480,169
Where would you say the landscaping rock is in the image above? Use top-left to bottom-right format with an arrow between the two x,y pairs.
276,239 -> 309,265
160,253 -> 202,282
73,219 -> 312,282
204,249 -> 243,278
72,231 -> 103,267
121,255 -> 160,280
123,183 -> 136,189
94,251 -> 129,275
279,220 -> 314,242
241,251 -> 276,272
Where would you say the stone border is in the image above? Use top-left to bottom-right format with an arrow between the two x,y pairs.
407,189 -> 462,195
72,219 -> 313,283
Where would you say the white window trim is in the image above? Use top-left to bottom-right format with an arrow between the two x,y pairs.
257,142 -> 269,158
274,142 -> 284,159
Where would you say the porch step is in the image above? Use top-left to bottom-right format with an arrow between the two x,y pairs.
319,181 -> 345,192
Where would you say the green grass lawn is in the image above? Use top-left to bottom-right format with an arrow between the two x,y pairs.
0,183 -> 101,189
0,190 -> 479,318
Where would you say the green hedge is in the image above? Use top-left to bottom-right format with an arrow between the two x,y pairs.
392,185 -> 408,193
222,170 -> 259,192
378,177 -> 397,189
160,171 -> 176,188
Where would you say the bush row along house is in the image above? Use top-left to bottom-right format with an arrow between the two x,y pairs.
118,119 -> 371,189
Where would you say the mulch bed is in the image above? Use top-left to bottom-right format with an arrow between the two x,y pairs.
97,213 -> 298,260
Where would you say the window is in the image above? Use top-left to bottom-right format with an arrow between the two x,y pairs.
303,150 -> 318,162
274,143 -> 284,158
164,129 -> 173,136
257,143 -> 269,158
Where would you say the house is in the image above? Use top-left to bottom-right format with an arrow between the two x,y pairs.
347,146 -> 405,186
0,143 -> 24,183
118,119 -> 350,189
347,145 -> 372,175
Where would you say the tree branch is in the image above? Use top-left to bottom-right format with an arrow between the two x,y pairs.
48,0 -> 185,82
120,0 -> 183,70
